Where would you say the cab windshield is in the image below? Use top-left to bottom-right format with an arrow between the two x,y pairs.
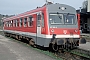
64,14 -> 75,24
49,14 -> 63,24
49,13 -> 76,25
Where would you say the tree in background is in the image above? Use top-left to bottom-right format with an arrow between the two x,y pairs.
82,0 -> 88,10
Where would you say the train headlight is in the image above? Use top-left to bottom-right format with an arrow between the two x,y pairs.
61,7 -> 66,10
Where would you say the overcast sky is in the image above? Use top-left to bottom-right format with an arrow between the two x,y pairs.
0,0 -> 85,15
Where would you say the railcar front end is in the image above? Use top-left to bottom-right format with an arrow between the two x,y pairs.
44,4 -> 86,51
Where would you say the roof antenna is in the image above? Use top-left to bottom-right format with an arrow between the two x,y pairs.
45,0 -> 53,5
46,0 -> 48,5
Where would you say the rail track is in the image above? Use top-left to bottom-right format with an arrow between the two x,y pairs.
56,48 -> 90,60
70,48 -> 90,59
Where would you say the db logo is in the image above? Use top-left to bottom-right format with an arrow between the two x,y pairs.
63,30 -> 67,34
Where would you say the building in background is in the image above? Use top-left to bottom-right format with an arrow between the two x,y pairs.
0,14 -> 14,29
77,0 -> 90,33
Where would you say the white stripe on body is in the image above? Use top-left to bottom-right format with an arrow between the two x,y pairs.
4,30 -> 80,38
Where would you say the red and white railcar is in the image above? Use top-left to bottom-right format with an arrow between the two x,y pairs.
3,3 -> 86,51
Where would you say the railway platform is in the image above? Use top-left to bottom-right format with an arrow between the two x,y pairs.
81,33 -> 90,36
79,42 -> 90,51
0,35 -> 56,60
79,33 -> 90,51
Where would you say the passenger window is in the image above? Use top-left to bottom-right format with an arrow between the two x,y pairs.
6,21 -> 9,27
28,16 -> 33,27
7,21 -> 9,27
9,21 -> 11,27
13,20 -> 16,27
4,22 -> 6,27
17,20 -> 19,27
24,18 -> 27,27
14,20 -> 17,27
11,20 -> 13,27
20,18 -> 23,27
16,20 -> 18,27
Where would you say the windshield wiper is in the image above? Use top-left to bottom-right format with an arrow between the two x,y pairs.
66,13 -> 70,20
57,12 -> 62,19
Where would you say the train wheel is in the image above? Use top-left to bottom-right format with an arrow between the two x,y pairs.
52,43 -> 58,51
49,43 -> 58,52
29,39 -> 36,47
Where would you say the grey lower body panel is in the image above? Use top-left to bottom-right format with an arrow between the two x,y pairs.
36,37 -> 51,47
4,30 -> 51,47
